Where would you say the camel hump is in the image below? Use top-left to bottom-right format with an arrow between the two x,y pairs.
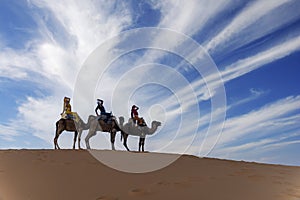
58,118 -> 74,124
88,115 -> 97,119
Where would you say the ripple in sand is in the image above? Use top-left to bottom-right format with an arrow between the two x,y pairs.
96,195 -> 118,200
247,175 -> 265,181
128,188 -> 150,196
154,180 -> 190,189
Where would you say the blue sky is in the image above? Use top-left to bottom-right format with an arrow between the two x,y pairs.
0,0 -> 299,166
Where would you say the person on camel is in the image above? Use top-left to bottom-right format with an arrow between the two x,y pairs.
61,96 -> 79,123
95,99 -> 111,122
131,105 -> 146,126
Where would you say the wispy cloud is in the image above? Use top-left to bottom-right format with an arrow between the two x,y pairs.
28,0 -> 132,62
228,88 -> 267,109
153,0 -> 231,35
164,34 -> 300,110
0,1 -> 133,146
146,95 -> 300,161
201,95 -> 300,155
0,123 -> 19,141
221,35 -> 300,82
204,0 -> 300,54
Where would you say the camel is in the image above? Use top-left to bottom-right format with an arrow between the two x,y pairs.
84,116 -> 130,151
118,117 -> 161,152
54,115 -> 94,149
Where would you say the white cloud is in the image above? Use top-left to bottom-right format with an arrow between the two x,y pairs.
28,0 -> 132,62
17,96 -> 60,142
201,95 -> 300,155
132,0 -> 232,65
154,0 -> 231,34
0,123 -> 20,142
145,95 -> 300,161
164,34 -> 300,111
0,48 -> 38,79
204,0 -> 299,53
262,140 -> 300,151
0,1 -> 133,147
221,35 -> 300,82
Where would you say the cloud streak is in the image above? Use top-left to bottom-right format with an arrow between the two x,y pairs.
204,0 -> 300,53
201,95 -> 300,155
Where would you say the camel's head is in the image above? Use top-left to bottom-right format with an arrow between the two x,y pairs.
119,116 -> 125,125
153,121 -> 162,127
128,118 -> 134,124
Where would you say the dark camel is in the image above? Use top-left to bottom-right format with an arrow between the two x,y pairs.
84,116 -> 130,151
54,116 -> 93,149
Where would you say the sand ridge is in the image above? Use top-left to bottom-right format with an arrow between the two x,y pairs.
0,149 -> 300,200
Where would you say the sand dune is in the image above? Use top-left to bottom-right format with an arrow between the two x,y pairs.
0,150 -> 299,200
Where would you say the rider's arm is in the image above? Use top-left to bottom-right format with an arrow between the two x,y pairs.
131,110 -> 134,118
100,105 -> 106,114
61,103 -> 65,115
95,105 -> 100,116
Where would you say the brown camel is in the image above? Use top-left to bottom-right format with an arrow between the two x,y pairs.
54,115 -> 93,149
119,117 -> 161,152
84,116 -> 130,151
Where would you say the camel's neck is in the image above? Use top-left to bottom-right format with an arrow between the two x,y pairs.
148,123 -> 158,135
118,117 -> 125,128
119,121 -> 124,128
78,118 -> 88,130
81,115 -> 96,130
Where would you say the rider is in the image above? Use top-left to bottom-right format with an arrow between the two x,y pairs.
131,105 -> 146,126
61,97 -> 79,123
95,99 -> 111,122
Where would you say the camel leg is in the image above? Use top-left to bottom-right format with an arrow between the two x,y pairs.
110,130 -> 116,151
54,121 -> 60,149
73,131 -> 78,149
85,120 -> 99,149
139,137 -> 145,152
138,138 -> 141,152
122,132 -> 130,151
78,129 -> 83,149
54,129 -> 63,150
85,129 -> 96,149
85,131 -> 92,149
142,138 -> 145,152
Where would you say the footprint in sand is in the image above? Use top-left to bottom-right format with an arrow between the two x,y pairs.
96,195 -> 118,200
155,180 -> 190,189
156,180 -> 172,186
187,176 -> 205,182
286,193 -> 300,199
36,157 -> 46,161
173,181 -> 190,188
272,180 -> 283,185
247,175 -> 264,181
128,188 -> 150,196
233,168 -> 254,176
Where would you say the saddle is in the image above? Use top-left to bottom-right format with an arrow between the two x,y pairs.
98,113 -> 114,124
61,113 -> 74,120
138,117 -> 147,127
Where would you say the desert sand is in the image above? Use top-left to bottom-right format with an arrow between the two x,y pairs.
0,149 -> 300,200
